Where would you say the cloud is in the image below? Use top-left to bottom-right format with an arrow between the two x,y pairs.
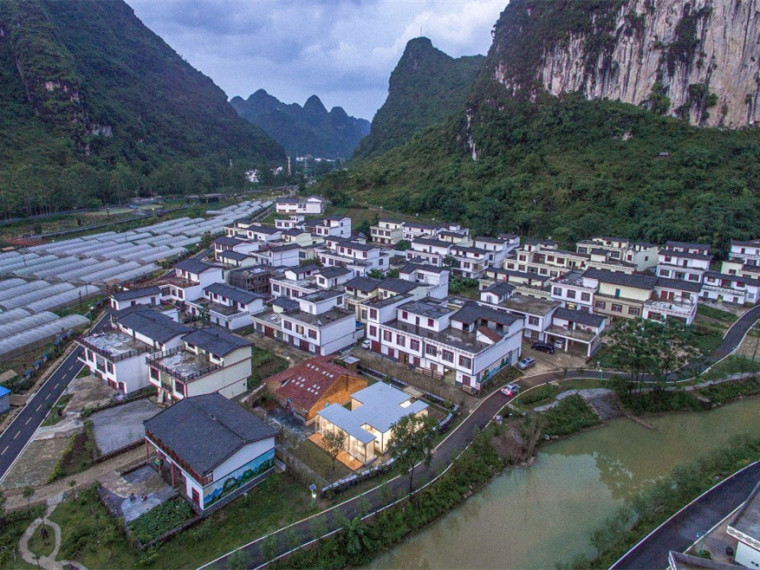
126,0 -> 504,119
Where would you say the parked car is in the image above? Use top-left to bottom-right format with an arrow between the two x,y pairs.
516,357 -> 536,370
531,341 -> 555,354
361,339 -> 371,349
500,383 -> 521,397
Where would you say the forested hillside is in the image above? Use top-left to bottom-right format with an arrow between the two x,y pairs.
353,37 -> 484,160
326,91 -> 760,254
231,90 -> 370,159
0,0 -> 284,218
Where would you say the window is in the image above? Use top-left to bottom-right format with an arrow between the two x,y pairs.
369,309 -> 378,321
383,330 -> 392,342
614,288 -> 621,298
442,350 -> 454,362
628,307 -> 640,316
150,367 -> 159,381
426,344 -> 437,356
581,292 -> 591,301
595,300 -> 606,309
369,325 -> 377,337
86,349 -> 93,361
396,334 -> 405,346
427,318 -> 434,327
528,316 -> 539,326
402,311 -> 408,320
689,274 -> 700,281
611,304 -> 623,313
410,339 -> 420,351
459,355 -> 472,368
308,329 -> 317,339
106,362 -> 114,374
552,287 -> 562,296
283,321 -> 292,330
296,325 -> 304,335
567,290 -> 576,299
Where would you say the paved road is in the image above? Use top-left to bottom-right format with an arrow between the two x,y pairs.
0,347 -> 84,481
0,313 -> 110,483
611,460 -> 760,569
204,305 -> 760,569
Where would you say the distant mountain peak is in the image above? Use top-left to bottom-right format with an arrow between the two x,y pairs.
231,90 -> 370,158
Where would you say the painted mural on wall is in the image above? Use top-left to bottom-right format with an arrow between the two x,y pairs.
203,448 -> 275,508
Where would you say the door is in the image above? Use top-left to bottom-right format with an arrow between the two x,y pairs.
192,488 -> 200,508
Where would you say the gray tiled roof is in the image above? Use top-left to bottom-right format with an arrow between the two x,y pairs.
182,327 -> 251,356
175,259 -> 220,274
378,278 -> 418,294
111,286 -> 161,302
318,267 -> 351,279
205,283 -> 265,305
554,307 -> 605,327
145,394 -> 277,476
345,276 -> 382,293
219,250 -> 249,261
655,277 -> 703,292
582,268 -> 657,290
452,301 -> 521,327
117,308 -> 191,343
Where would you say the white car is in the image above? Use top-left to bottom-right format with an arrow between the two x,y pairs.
361,339 -> 371,349
500,383 -> 521,397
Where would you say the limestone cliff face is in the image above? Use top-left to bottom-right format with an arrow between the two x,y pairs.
488,0 -> 760,128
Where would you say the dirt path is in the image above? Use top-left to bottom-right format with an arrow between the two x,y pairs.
4,446 -> 146,512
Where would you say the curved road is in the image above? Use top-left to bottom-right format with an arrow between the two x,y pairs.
204,304 -> 760,569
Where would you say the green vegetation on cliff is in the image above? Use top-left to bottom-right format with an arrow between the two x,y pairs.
353,37 -> 484,160
328,90 -> 760,253
0,0 -> 284,218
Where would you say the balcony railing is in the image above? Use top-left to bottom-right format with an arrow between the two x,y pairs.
78,334 -> 151,363
146,346 -> 222,382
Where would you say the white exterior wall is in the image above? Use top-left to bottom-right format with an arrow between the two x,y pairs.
212,438 -> 275,482
111,293 -> 160,311
735,541 -> 760,569
185,355 -> 252,399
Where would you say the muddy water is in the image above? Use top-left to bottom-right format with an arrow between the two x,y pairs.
370,398 -> 760,569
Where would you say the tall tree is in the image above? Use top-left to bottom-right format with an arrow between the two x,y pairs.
322,430 -> 346,472
388,413 -> 438,497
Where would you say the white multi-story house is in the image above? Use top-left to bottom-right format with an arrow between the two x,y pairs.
306,216 -> 351,239
550,271 -> 595,313
644,278 -> 700,324
656,242 -> 712,284
370,218 -> 405,245
78,307 -> 190,394
250,244 -> 301,267
245,225 -> 283,243
577,236 -> 659,272
450,244 -> 490,279
314,267 -> 352,290
274,214 -> 305,231
318,239 -> 389,276
146,327 -> 253,404
270,266 -> 321,300
543,308 -> 606,358
216,250 -> 258,269
252,290 -> 360,355
496,294 -> 559,341
109,285 -> 162,311
402,221 -> 442,241
212,237 -> 260,262
474,235 -> 520,267
701,271 -> 760,305
729,238 -> 760,267
163,260 -> 224,303
484,268 -> 553,299
144,393 -> 278,512
407,238 -> 451,266
186,283 -> 266,330
399,263 -> 450,299
479,282 -> 515,305
505,241 -> 589,279
366,299 -> 523,392
275,196 -> 325,215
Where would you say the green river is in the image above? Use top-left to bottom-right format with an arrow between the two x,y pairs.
371,398 -> 760,569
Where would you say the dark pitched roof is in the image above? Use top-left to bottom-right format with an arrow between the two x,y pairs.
345,276 -> 382,293
655,277 -> 703,292
483,282 -> 515,297
413,238 -> 451,248
213,236 -> 242,246
117,308 -> 191,343
582,268 -> 657,290
378,278 -> 418,294
144,394 -> 278,476
318,267 -> 351,279
665,240 -> 711,251
248,225 -> 281,235
400,263 -> 446,275
553,307 -> 605,327
218,250 -> 249,261
111,286 -> 161,302
452,301 -> 521,327
205,282 -> 265,304
658,248 -> 713,261
272,297 -> 299,311
182,327 -> 251,356
175,259 -> 220,274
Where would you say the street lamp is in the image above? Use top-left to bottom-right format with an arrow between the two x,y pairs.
309,483 -> 317,507
597,360 -> 602,379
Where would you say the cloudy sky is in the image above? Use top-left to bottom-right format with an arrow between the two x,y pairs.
125,0 -> 505,121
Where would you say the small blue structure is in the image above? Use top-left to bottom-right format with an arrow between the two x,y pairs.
0,385 -> 11,415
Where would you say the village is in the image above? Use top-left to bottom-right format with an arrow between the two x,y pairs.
1,194 -> 760,567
